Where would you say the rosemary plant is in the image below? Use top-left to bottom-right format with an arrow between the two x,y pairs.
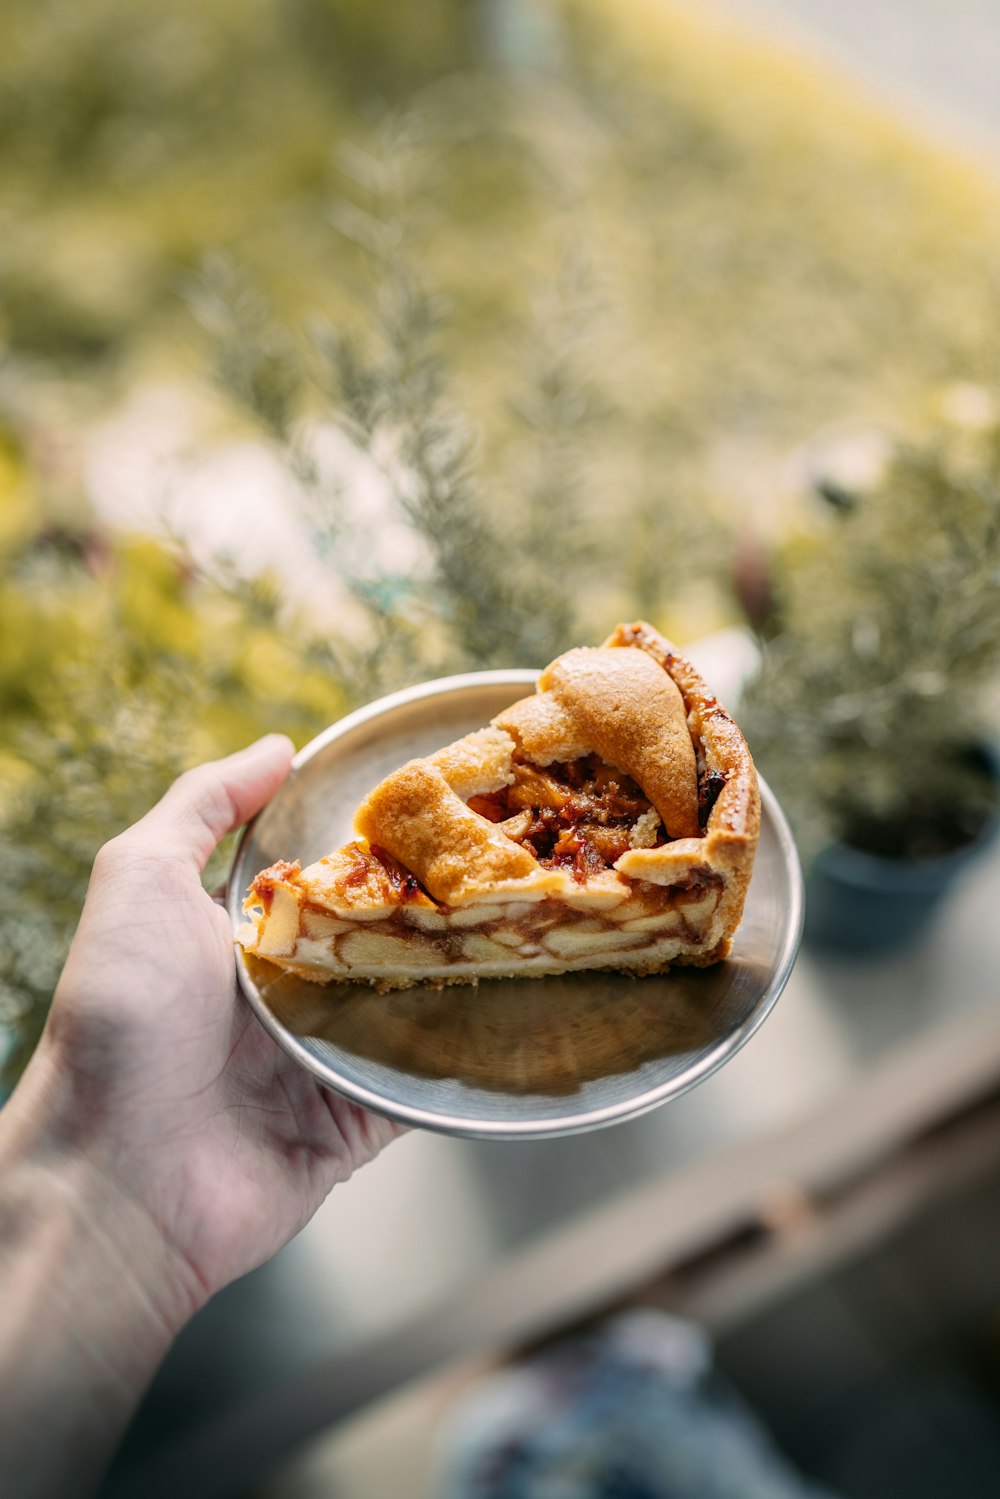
742,411 -> 1000,862
195,126 -> 609,686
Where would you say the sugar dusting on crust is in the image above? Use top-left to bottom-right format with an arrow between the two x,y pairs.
629,807 -> 662,848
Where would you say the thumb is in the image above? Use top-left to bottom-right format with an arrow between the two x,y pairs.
126,735 -> 295,871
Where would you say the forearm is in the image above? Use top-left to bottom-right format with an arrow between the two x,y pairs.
0,736 -> 383,1493
0,1050 -> 193,1499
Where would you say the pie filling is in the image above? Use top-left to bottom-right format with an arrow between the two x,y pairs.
244,875 -> 724,982
467,753 -> 666,878
242,751 -> 726,985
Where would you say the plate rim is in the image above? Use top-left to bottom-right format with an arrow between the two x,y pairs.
227,670 -> 804,1140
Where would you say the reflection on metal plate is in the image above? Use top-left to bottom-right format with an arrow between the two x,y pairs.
227,671 -> 803,1139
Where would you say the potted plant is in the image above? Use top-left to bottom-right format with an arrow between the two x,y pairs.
741,391 -> 1000,953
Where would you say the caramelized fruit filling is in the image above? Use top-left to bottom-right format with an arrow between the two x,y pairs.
337,842 -> 426,900
468,753 -> 664,880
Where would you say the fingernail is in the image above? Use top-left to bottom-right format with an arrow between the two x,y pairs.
248,733 -> 296,757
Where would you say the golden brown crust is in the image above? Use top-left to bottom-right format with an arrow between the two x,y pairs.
426,726 -> 516,800
355,760 -> 546,905
604,621 -> 761,940
493,692 -> 590,765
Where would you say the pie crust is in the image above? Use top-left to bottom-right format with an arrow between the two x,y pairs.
238,621 -> 761,988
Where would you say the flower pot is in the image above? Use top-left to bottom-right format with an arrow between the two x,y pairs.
805,825 -> 997,955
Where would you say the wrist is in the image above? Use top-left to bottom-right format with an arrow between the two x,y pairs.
0,1044 -> 201,1496
1,1036 -> 203,1344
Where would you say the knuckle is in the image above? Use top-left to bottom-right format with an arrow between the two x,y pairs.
174,764 -> 209,800
184,768 -> 238,836
91,835 -> 127,879
91,830 -> 157,884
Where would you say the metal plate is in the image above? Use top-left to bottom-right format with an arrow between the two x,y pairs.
227,671 -> 803,1139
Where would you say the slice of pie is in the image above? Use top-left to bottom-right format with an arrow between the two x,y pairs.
238,621 -> 760,989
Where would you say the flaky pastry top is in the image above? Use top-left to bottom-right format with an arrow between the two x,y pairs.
351,621 -> 759,913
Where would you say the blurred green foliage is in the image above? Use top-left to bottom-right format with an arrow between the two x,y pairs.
0,505 -> 350,1085
4,0 -> 1000,475
5,0 -> 1000,1075
0,0 -> 478,362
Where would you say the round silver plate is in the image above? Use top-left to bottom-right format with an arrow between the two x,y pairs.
227,671 -> 803,1139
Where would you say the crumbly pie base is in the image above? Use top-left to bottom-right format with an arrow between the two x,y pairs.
238,621 -> 761,989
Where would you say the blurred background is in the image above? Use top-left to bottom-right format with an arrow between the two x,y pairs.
5,0 -> 1000,1495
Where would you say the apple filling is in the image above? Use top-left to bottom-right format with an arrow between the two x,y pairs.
240,750 -> 725,988
242,868 -> 723,986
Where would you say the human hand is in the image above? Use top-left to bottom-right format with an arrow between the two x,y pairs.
10,735 -> 402,1317
0,736 -> 402,1496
